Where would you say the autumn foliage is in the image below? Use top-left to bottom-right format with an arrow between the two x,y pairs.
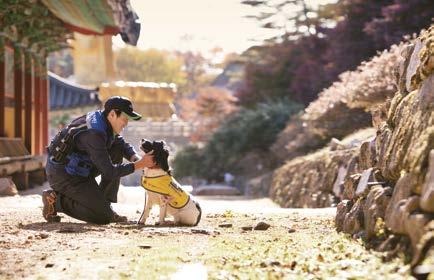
237,0 -> 434,107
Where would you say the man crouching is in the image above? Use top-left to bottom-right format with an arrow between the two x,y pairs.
43,96 -> 154,224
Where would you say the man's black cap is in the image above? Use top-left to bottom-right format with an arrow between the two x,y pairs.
104,96 -> 142,121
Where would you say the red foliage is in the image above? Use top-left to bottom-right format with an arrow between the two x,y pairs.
179,87 -> 238,142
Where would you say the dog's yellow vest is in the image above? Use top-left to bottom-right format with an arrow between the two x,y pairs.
141,175 -> 189,209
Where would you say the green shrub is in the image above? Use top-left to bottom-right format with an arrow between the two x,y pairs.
172,145 -> 204,178
174,99 -> 302,181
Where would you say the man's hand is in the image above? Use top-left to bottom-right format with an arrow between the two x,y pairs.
134,154 -> 155,170
130,154 -> 141,162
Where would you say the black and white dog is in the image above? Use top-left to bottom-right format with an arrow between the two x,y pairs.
138,139 -> 202,226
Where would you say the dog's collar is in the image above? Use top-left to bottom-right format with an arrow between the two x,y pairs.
144,150 -> 154,155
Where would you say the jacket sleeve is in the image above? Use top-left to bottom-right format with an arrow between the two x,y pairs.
78,130 -> 135,179
114,135 -> 139,161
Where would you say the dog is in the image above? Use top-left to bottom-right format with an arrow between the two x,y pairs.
138,139 -> 202,226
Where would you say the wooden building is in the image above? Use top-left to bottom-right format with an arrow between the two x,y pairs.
99,81 -> 177,120
0,0 -> 140,190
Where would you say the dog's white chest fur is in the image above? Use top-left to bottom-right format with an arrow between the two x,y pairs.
138,168 -> 201,226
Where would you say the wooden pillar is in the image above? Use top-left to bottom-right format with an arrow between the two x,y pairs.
34,58 -> 41,155
24,53 -> 33,153
41,68 -> 49,152
4,42 -> 15,138
14,47 -> 23,138
0,39 -> 4,137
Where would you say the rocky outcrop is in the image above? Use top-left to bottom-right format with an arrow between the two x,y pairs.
270,147 -> 358,208
334,27 -> 434,270
270,127 -> 375,208
271,26 -> 434,271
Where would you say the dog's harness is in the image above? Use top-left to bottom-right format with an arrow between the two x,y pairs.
141,175 -> 190,209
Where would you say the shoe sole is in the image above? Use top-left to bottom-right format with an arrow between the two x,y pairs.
42,191 -> 61,223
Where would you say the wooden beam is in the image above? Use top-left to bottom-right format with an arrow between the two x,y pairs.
0,46 -> 5,137
34,62 -> 41,155
24,54 -> 32,153
14,49 -> 23,138
41,67 -> 49,152
34,70 -> 42,155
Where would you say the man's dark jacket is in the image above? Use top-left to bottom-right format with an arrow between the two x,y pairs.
47,110 -> 136,179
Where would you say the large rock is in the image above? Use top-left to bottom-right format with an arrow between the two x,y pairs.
336,200 -> 353,232
375,124 -> 394,180
363,185 -> 392,240
405,39 -> 423,92
411,220 -> 434,267
346,155 -> 361,176
421,150 -> 434,212
386,196 -> 420,235
419,73 -> 434,111
342,173 -> 361,200
0,177 -> 18,196
359,139 -> 377,170
332,166 -> 347,199
385,173 -> 418,222
343,198 -> 364,235
382,88 -> 434,186
355,168 -> 375,198
371,102 -> 390,131
397,44 -> 415,94
405,213 -> 432,253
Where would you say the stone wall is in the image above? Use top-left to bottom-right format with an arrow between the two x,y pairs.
270,26 -> 433,272
334,27 -> 433,272
270,147 -> 358,207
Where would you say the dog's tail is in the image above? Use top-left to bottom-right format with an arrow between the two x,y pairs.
193,201 -> 202,226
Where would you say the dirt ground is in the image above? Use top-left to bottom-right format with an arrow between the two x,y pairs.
0,184 -> 414,280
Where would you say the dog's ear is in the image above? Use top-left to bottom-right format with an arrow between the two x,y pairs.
153,140 -> 166,151
161,149 -> 170,171
158,149 -> 170,172
152,141 -> 170,172
140,139 -> 154,153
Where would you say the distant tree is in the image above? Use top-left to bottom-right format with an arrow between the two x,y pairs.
174,51 -> 210,96
364,0 -> 434,50
236,35 -> 329,107
114,47 -> 185,86
322,0 -> 391,80
179,87 -> 238,142
237,0 -> 405,107
242,0 -> 325,41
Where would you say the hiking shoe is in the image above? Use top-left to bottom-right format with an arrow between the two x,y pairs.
42,190 -> 61,222
111,211 -> 128,223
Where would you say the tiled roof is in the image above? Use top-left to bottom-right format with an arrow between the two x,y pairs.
41,0 -> 140,45
48,72 -> 100,110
